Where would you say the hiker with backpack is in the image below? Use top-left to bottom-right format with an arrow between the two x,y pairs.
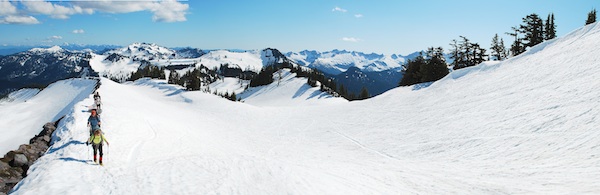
88,109 -> 101,136
93,92 -> 102,111
87,129 -> 109,165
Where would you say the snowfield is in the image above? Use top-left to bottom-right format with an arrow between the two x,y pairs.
8,23 -> 600,194
0,78 -> 97,155
240,69 -> 347,107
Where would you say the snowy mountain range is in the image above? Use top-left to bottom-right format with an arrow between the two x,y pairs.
103,42 -> 178,62
0,44 -> 120,56
0,42 -> 422,98
0,46 -> 97,96
285,50 -> 409,75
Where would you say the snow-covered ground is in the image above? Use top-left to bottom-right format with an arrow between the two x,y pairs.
0,88 -> 40,105
195,49 -> 277,72
207,77 -> 249,96
0,78 -> 97,155
89,53 -> 140,81
8,23 -> 600,194
240,69 -> 347,107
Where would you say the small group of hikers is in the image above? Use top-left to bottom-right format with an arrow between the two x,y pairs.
87,92 -> 109,165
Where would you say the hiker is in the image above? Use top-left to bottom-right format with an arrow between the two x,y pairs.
93,92 -> 102,110
93,92 -> 100,99
87,129 -> 109,165
88,109 -> 101,136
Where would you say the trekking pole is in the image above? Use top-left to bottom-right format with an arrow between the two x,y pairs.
105,144 -> 109,163
87,144 -> 91,161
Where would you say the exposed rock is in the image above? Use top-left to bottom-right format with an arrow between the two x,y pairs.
0,161 -> 9,170
0,120 -> 60,194
43,123 -> 56,132
1,151 -> 16,164
17,145 -> 29,153
11,154 -> 27,167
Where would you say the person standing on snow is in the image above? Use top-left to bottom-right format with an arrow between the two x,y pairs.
87,129 -> 109,165
93,92 -> 102,111
88,109 -> 101,136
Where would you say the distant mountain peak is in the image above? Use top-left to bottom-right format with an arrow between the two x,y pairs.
106,43 -> 176,61
29,46 -> 64,53
286,49 -> 407,75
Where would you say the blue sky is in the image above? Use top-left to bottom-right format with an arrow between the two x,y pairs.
1,0 -> 599,55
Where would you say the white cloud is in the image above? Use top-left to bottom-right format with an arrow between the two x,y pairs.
332,6 -> 347,13
73,0 -> 188,22
72,29 -> 85,34
42,35 -> 62,42
342,37 -> 361,42
22,1 -> 93,19
355,14 -> 363,18
151,0 -> 189,22
74,1 -> 156,13
0,0 -> 189,24
0,0 -> 18,16
0,15 -> 40,24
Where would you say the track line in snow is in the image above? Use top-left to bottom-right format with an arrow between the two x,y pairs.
331,127 -> 404,162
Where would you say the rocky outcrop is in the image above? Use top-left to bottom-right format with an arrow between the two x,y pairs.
0,120 -> 60,194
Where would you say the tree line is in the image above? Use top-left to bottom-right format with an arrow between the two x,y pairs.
399,8 -> 597,87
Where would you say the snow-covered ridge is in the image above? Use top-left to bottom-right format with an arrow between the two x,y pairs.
240,69 -> 346,106
28,46 -> 65,53
0,88 -> 40,105
194,48 -> 288,71
104,42 -> 177,61
286,50 -> 409,75
0,78 -> 97,155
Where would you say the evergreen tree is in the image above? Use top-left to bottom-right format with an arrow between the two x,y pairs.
506,26 -> 525,57
168,70 -> 180,84
358,87 -> 370,100
229,92 -> 237,101
449,36 -> 487,70
471,43 -> 488,65
545,13 -> 557,40
449,39 -> 460,67
519,13 -> 545,48
490,34 -> 507,61
187,69 -> 201,91
422,47 -> 450,82
399,48 -> 449,86
587,8 -> 597,25
339,84 -> 347,98
399,54 -> 426,86
499,37 -> 508,59
249,65 -> 275,87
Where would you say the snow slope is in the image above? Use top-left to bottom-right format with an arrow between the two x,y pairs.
196,49 -> 283,72
104,42 -> 176,61
10,23 -> 600,194
207,77 -> 250,95
0,78 -> 97,155
240,69 -> 347,107
89,53 -> 140,81
0,88 -> 40,105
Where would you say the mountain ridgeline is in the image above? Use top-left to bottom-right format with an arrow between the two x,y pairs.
0,43 -> 415,100
0,46 -> 98,97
